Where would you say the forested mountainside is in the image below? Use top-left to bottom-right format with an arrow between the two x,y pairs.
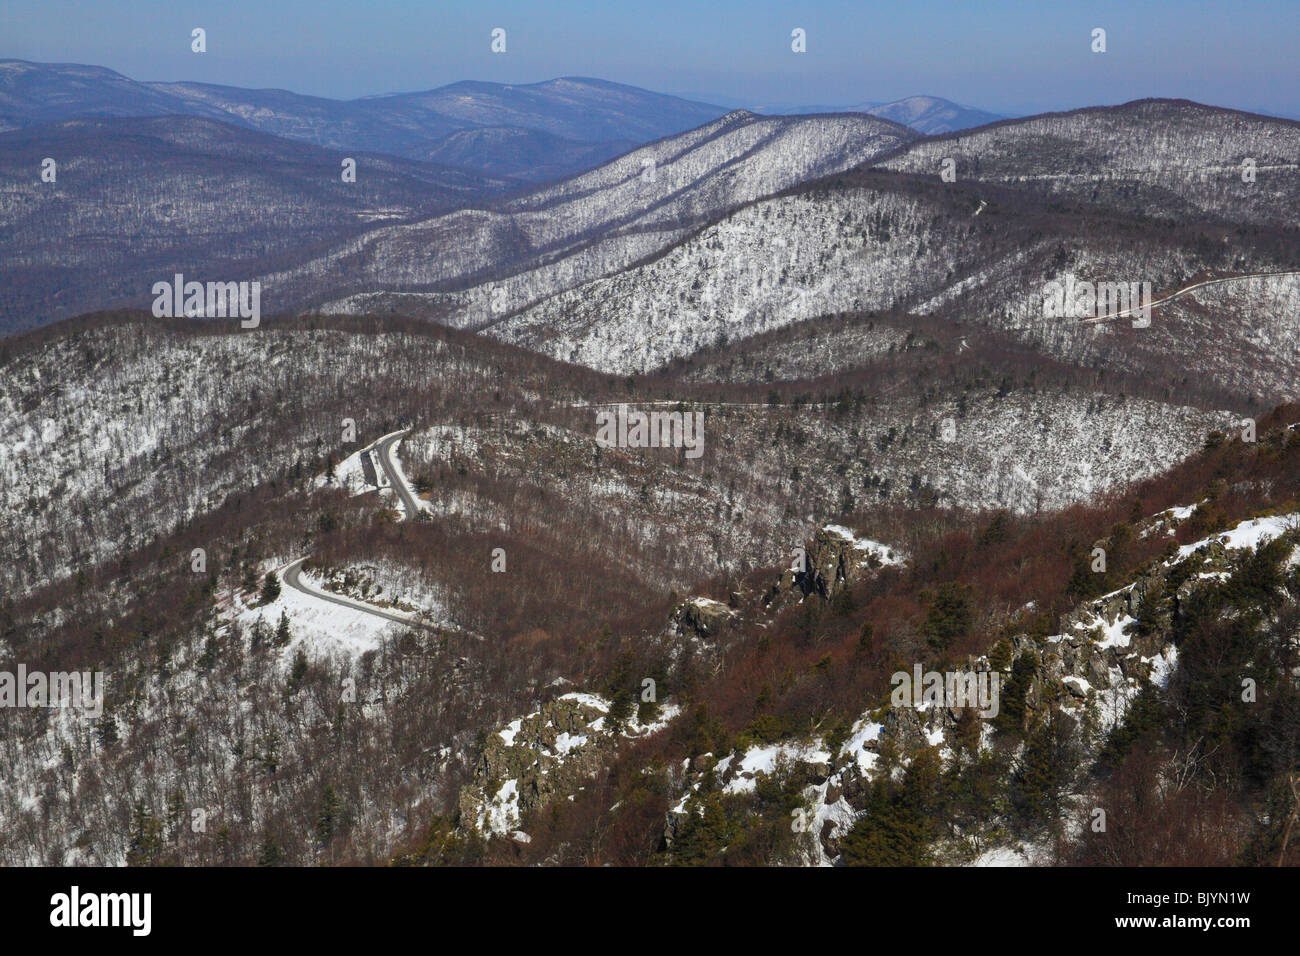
408,127 -> 635,182
879,99 -> 1300,228
2,75 -> 1298,871
0,108 -> 913,334
481,168 -> 1300,396
0,116 -> 508,335
0,312 -> 1238,599
0,307 -> 1295,865
273,111 -> 916,314
296,101 -> 1300,408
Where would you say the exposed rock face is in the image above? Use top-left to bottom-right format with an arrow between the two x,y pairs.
1047,634 -> 1114,691
457,695 -> 612,833
671,597 -> 737,638
665,513 -> 1293,865
764,525 -> 902,612
801,526 -> 883,598
459,692 -> 679,837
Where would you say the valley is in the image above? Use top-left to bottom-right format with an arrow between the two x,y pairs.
1,53 -> 1298,872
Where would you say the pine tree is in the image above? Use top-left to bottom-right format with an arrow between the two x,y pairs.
165,788 -> 186,844
923,583 -> 972,653
840,780 -> 931,866
672,792 -> 732,864
257,832 -> 285,866
125,802 -> 163,866
250,615 -> 270,648
287,649 -> 309,694
994,652 -> 1037,736
605,685 -> 633,734
316,784 -> 342,845
260,571 -> 281,605
274,610 -> 292,646
1011,710 -> 1080,825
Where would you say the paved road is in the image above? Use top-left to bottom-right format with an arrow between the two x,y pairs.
373,428 -> 424,519
281,557 -> 427,628
1003,269 -> 1300,331
1080,270 -> 1300,325
277,428 -> 433,628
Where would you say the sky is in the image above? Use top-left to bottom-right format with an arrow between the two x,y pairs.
2,0 -> 1298,118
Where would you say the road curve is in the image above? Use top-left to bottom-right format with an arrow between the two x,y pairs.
1003,269 -> 1300,332
276,428 -> 432,630
281,557 -> 427,629
1081,269 -> 1300,325
373,428 -> 424,520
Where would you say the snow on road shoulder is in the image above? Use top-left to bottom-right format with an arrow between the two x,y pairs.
218,567 -> 397,662
313,444 -> 380,496
384,439 -> 428,517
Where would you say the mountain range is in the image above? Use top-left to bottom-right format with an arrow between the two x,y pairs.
0,59 -> 730,182
0,59 -> 1001,178
2,58 -> 1299,870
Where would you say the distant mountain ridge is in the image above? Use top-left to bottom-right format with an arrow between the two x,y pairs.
0,60 -> 1006,181
774,95 -> 1003,133
864,95 -> 1004,133
0,105 -> 916,333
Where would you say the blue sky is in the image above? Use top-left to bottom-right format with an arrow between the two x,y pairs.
3,0 -> 1297,117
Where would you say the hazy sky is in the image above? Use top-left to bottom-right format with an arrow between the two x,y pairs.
3,0 -> 1297,117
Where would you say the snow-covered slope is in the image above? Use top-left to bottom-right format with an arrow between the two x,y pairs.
878,99 -> 1300,227
274,111 -> 916,316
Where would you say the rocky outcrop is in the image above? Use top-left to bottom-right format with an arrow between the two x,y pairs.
459,692 -> 678,837
802,526 -> 881,598
457,694 -> 612,834
764,525 -> 903,610
670,597 -> 737,639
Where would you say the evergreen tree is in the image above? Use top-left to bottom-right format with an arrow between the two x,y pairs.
316,784 -> 342,845
1011,710 -> 1080,825
841,750 -> 940,865
250,615 -> 271,649
605,685 -> 633,734
274,610 -> 292,647
165,788 -> 186,844
994,652 -> 1037,736
260,572 -> 281,605
923,583 -> 972,653
257,832 -> 285,866
672,792 -> 732,864
287,649 -> 309,694
125,802 -> 163,866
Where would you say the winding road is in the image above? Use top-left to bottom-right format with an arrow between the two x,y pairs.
999,268 -> 1300,332
373,428 -> 424,519
1080,269 -> 1300,325
277,427 -> 431,628
282,557 -> 423,627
